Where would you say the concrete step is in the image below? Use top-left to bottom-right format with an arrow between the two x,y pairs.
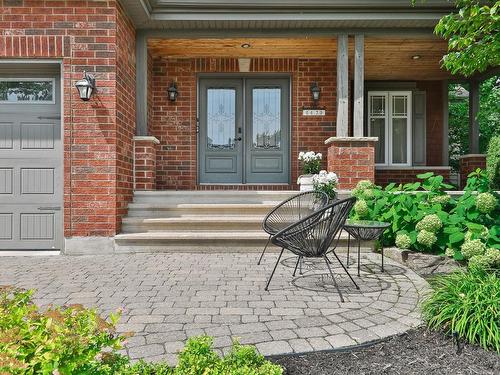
133,190 -> 298,204
132,190 -> 351,204
118,189 -> 358,252
114,230 -> 374,253
126,203 -> 278,217
121,215 -> 265,232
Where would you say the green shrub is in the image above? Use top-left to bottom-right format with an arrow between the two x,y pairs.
350,170 -> 500,262
0,286 -> 125,374
486,135 -> 500,189
0,287 -> 283,375
421,267 -> 500,353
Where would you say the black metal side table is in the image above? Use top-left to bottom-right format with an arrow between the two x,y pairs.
343,220 -> 390,276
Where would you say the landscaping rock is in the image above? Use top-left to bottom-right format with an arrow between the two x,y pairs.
384,247 -> 463,277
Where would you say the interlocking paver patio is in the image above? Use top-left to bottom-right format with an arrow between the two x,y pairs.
0,252 -> 429,363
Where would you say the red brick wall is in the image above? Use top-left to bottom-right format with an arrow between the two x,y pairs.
134,138 -> 157,190
150,57 -> 337,189
459,155 -> 486,189
375,168 -> 451,187
327,140 -> 376,189
115,1 -> 136,231
0,0 -> 136,237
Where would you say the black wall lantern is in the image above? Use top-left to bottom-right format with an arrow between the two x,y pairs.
310,81 -> 321,105
75,71 -> 96,101
167,81 -> 178,102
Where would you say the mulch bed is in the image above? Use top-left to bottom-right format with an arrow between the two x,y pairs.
272,328 -> 500,375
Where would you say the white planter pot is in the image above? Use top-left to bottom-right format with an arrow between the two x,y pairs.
297,174 -> 315,192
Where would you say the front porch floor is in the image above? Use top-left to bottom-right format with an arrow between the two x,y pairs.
0,252 -> 428,364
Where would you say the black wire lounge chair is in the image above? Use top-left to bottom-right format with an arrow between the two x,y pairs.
264,197 -> 358,302
257,191 -> 329,266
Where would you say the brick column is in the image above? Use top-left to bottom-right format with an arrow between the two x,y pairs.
459,154 -> 486,189
326,137 -> 378,189
134,136 -> 160,191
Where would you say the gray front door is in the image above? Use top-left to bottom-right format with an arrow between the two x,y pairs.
0,65 -> 62,251
199,77 -> 289,184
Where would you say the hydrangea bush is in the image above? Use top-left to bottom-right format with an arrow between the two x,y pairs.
312,170 -> 338,200
298,151 -> 322,175
350,170 -> 500,267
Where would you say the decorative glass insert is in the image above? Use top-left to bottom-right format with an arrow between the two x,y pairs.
207,88 -> 236,150
370,95 -> 385,116
392,95 -> 407,116
252,88 -> 281,149
0,79 -> 54,103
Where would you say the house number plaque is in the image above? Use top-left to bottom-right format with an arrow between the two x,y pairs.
302,109 -> 326,116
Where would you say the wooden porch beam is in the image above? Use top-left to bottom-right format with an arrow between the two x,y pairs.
353,34 -> 364,137
336,34 -> 349,137
136,31 -> 148,136
468,79 -> 480,154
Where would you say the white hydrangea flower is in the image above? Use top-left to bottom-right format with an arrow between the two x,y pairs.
395,233 -> 412,249
416,230 -> 437,247
354,199 -> 369,217
415,214 -> 442,233
445,247 -> 455,258
461,239 -> 486,259
475,192 -> 497,214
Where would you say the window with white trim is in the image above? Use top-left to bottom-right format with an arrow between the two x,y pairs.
368,91 -> 412,166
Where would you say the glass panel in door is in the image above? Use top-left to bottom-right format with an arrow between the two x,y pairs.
246,79 -> 289,184
207,89 -> 236,150
252,88 -> 281,150
199,79 -> 243,184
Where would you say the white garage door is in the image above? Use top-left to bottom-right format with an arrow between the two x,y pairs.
0,64 -> 62,251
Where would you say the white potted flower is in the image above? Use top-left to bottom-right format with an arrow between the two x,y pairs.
297,151 -> 322,191
312,170 -> 339,200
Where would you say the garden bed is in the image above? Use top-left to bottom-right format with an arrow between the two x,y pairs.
273,328 -> 500,375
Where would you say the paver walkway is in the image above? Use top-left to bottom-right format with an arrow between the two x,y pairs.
0,252 -> 428,364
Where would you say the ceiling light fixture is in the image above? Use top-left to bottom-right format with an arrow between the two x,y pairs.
412,55 -> 421,60
241,43 -> 251,49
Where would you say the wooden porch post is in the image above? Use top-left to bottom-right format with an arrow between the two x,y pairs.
353,34 -> 364,137
336,34 -> 349,137
468,79 -> 480,154
136,31 -> 148,136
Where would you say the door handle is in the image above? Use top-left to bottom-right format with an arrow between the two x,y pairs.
37,116 -> 61,120
235,137 -> 242,141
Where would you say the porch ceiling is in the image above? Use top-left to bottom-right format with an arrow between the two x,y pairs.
147,37 -> 451,80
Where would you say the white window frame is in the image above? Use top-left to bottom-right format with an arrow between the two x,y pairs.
368,90 -> 412,167
0,77 -> 56,104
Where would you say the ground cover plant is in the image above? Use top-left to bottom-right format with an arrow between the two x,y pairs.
421,266 -> 500,353
351,170 -> 500,266
0,287 -> 283,375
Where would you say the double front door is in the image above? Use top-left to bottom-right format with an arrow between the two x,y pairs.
199,77 -> 290,184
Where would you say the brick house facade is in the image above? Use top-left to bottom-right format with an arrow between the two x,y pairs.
0,0 -> 135,251
2,0 -> 485,253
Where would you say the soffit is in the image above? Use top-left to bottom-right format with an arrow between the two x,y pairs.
119,0 -> 455,29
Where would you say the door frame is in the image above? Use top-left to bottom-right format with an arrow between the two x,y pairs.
0,59 -> 64,252
196,73 -> 292,185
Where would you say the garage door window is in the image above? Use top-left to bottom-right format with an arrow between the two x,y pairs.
0,78 -> 55,103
